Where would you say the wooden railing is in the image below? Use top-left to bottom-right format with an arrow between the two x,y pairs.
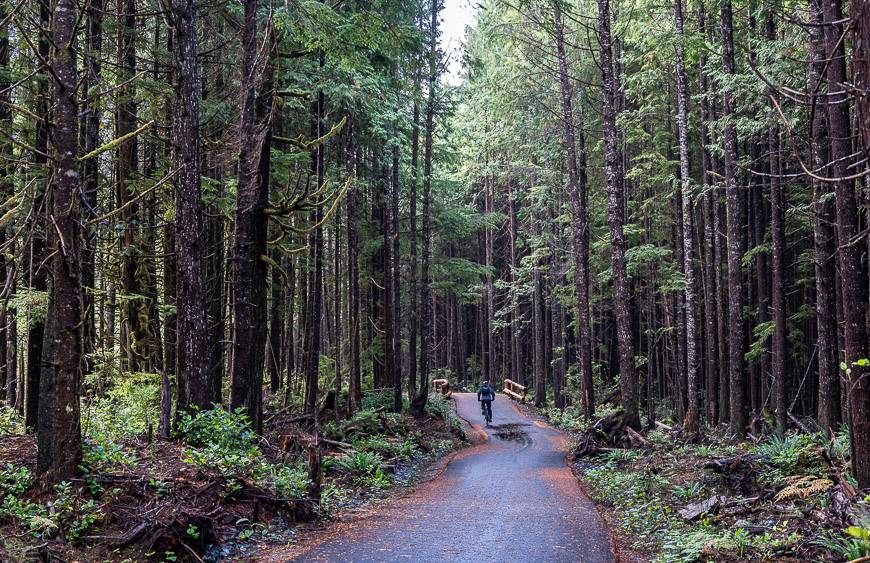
503,379 -> 527,402
432,378 -> 451,397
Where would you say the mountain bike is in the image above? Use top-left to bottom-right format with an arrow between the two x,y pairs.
481,401 -> 493,426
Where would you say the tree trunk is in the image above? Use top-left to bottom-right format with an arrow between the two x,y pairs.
408,77 -> 420,402
533,209 -> 546,408
553,3 -> 594,419
79,0 -> 102,372
304,81 -> 325,415
116,0 -> 151,371
508,185 -> 522,388
484,171 -> 495,384
391,141 -> 402,411
25,0 -> 50,432
230,2 -> 273,432
169,0 -> 213,416
596,0 -> 639,428
824,0 -> 870,487
698,3 -> 718,425
763,13 -> 787,436
809,0 -> 839,431
37,0 -> 83,482
346,118 -> 362,412
720,0 -> 747,437
411,0 -> 439,416
673,0 -> 699,432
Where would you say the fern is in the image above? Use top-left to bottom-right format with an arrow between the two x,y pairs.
774,475 -> 832,502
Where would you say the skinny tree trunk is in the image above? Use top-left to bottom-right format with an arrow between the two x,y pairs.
376,155 -> 394,411
553,2 -> 594,418
80,0 -> 102,371
391,142 -> 402,411
411,0 -> 439,416
508,186 -> 522,388
809,0 -> 839,432
25,0 -> 50,432
0,3 -> 11,402
596,0 -> 639,428
116,0 -> 150,371
533,210 -> 546,408
305,82 -> 325,415
766,11 -> 787,437
408,79 -> 420,402
484,171 -> 495,384
698,3 -> 717,425
673,0 -> 699,432
720,0 -> 747,437
346,118 -> 362,412
848,0 -> 870,488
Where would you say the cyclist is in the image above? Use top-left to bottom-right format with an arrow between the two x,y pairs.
477,380 -> 496,423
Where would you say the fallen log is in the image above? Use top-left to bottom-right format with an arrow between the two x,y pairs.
82,521 -> 149,547
625,426 -> 650,448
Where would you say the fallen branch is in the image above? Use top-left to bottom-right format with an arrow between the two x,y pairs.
82,521 -> 149,547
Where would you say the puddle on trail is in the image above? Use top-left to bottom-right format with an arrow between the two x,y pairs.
490,423 -> 532,442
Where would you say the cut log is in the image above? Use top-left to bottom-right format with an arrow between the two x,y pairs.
679,495 -> 726,521
654,421 -> 673,432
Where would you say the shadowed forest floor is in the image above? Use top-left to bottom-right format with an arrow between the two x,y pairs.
0,392 -> 463,561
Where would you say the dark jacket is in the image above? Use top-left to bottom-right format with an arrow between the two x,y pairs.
477,385 -> 496,402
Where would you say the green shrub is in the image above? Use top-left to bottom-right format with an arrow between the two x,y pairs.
357,467 -> 391,492
362,390 -> 396,412
353,437 -> 419,461
178,407 -> 264,476
0,494 -> 53,538
657,525 -> 734,563
82,363 -> 160,441
0,464 -> 32,498
338,451 -> 384,475
671,481 -> 705,501
318,483 -> 349,514
0,406 -> 24,436
647,430 -> 672,447
51,481 -> 104,543
754,432 -> 825,481
0,476 -> 104,543
605,449 -> 643,464
82,435 -> 137,473
425,393 -> 457,423
814,527 -> 870,560
272,465 -> 312,500
347,410 -> 385,436
545,406 -> 588,430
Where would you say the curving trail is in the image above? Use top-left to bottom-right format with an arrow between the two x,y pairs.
267,393 -> 614,562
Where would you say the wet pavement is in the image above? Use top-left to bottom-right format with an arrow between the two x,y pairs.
266,393 -> 614,562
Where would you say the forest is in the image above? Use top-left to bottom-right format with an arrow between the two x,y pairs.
0,0 -> 869,560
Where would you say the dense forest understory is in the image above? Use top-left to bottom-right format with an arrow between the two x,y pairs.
0,0 -> 869,560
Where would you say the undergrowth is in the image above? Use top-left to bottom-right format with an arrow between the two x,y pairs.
571,423 -> 868,562
0,382 -> 461,560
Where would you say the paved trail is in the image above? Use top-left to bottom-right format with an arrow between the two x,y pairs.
268,393 -> 614,562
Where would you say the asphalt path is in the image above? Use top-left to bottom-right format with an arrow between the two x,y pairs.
267,392 -> 614,562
